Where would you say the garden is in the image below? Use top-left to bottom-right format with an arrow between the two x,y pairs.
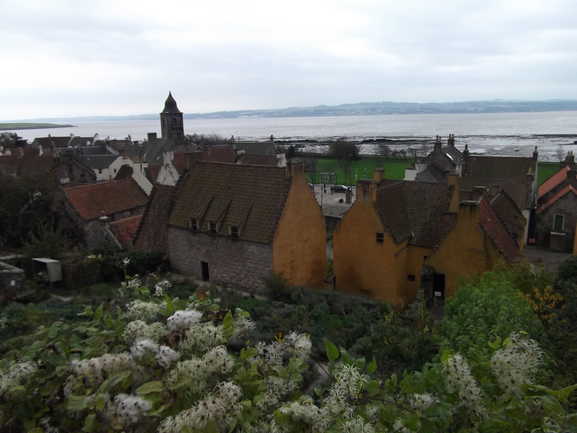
1,257 -> 577,432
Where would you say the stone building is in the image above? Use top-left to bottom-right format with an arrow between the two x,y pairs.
57,179 -> 148,249
167,161 -> 327,291
160,92 -> 184,144
536,153 -> 577,252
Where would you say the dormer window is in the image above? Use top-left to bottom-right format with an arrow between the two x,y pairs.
230,225 -> 239,238
208,221 -> 217,233
189,218 -> 199,231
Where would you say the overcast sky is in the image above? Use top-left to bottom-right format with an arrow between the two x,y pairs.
2,0 -> 577,120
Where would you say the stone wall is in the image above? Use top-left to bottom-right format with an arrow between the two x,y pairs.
536,193 -> 577,252
0,261 -> 25,297
167,226 -> 273,292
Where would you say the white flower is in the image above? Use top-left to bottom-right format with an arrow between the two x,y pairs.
158,382 -> 242,433
71,353 -> 133,384
180,322 -> 225,353
108,393 -> 150,425
285,332 -> 312,359
491,332 -> 544,396
125,300 -> 164,322
341,416 -> 376,433
154,279 -> 172,297
122,257 -> 131,266
157,345 -> 180,369
0,361 -> 37,396
443,354 -> 485,417
123,320 -> 167,343
409,393 -> 438,411
130,338 -> 159,360
167,310 -> 203,331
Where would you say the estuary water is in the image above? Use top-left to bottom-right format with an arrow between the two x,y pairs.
11,110 -> 577,160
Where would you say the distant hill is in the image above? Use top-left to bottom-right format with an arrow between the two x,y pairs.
19,99 -> 577,122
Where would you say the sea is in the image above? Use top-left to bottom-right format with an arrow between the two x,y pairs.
10,111 -> 577,161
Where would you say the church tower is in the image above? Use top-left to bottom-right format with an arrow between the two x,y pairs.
160,92 -> 184,143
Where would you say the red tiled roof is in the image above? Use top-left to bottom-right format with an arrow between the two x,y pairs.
538,166 -> 569,198
110,215 -> 142,248
173,152 -> 189,174
537,184 -> 577,214
479,199 -> 520,262
63,178 -> 148,221
145,164 -> 161,183
202,147 -> 236,163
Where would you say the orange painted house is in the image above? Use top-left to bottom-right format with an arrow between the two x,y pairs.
333,170 -> 521,307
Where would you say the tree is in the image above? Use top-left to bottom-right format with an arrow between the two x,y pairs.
328,139 -> 359,160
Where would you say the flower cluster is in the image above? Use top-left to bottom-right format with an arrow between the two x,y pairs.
443,354 -> 485,417
181,322 -> 226,353
107,393 -> 151,426
167,309 -> 203,332
158,381 -> 242,433
123,320 -> 167,343
125,300 -> 165,322
409,393 -> 438,411
167,346 -> 234,394
0,361 -> 37,396
254,332 -> 312,367
491,332 -> 544,396
154,279 -> 172,297
71,353 -> 133,384
131,338 -> 180,369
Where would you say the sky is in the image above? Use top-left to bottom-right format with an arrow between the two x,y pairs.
2,0 -> 577,120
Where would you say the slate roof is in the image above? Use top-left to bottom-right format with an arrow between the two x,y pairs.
33,136 -> 72,148
169,162 -> 291,244
63,179 -> 148,221
110,215 -> 142,249
374,180 -> 454,247
80,154 -> 118,170
537,184 -> 577,214
68,136 -> 94,147
489,190 -> 526,244
134,184 -> 175,253
202,146 -> 237,163
461,155 -> 536,209
0,154 -> 57,178
238,154 -> 278,166
162,92 -> 182,114
479,198 -> 521,262
415,164 -> 447,183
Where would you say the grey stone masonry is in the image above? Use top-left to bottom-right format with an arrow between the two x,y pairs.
167,227 -> 273,293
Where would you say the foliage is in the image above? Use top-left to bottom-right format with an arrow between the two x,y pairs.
328,139 -> 359,160
0,275 -> 575,433
441,268 -> 545,361
22,222 -> 71,260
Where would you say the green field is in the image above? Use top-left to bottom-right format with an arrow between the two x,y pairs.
538,162 -> 561,186
308,158 -> 412,185
0,122 -> 73,131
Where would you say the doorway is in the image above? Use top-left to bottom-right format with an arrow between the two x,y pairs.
201,261 -> 210,282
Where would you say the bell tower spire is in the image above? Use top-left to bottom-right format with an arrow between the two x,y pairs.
160,92 -> 184,143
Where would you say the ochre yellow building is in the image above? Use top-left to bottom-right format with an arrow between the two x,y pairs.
333,170 -> 521,308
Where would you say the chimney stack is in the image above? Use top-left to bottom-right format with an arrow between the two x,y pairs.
434,135 -> 442,152
373,168 -> 384,183
147,132 -> 158,142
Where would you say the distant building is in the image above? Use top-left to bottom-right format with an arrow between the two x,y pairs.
160,92 -> 184,144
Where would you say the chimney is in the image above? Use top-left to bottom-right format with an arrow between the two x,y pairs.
434,135 -> 442,152
286,160 -> 305,178
147,132 -> 158,142
373,168 -> 384,183
533,146 -> 539,161
447,171 -> 460,213
345,188 -> 353,204
448,133 -> 455,147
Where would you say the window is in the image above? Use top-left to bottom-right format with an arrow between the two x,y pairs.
208,221 -> 217,233
230,225 -> 239,238
553,214 -> 565,233
376,232 -> 384,243
189,218 -> 199,231
407,274 -> 416,282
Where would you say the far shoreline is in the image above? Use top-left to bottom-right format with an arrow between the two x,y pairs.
0,123 -> 75,131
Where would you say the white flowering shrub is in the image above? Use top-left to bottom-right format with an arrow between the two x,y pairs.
0,276 -> 576,433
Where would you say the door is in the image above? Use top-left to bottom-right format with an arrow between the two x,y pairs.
201,261 -> 210,282
433,273 -> 445,301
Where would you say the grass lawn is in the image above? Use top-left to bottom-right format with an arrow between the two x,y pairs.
308,158 -> 412,185
538,162 -> 561,186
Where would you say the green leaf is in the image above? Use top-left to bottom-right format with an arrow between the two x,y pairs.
366,358 -> 377,374
136,381 -> 164,395
67,395 -> 88,411
552,383 -> 577,403
222,311 -> 235,340
324,339 -> 340,362
83,413 -> 96,433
